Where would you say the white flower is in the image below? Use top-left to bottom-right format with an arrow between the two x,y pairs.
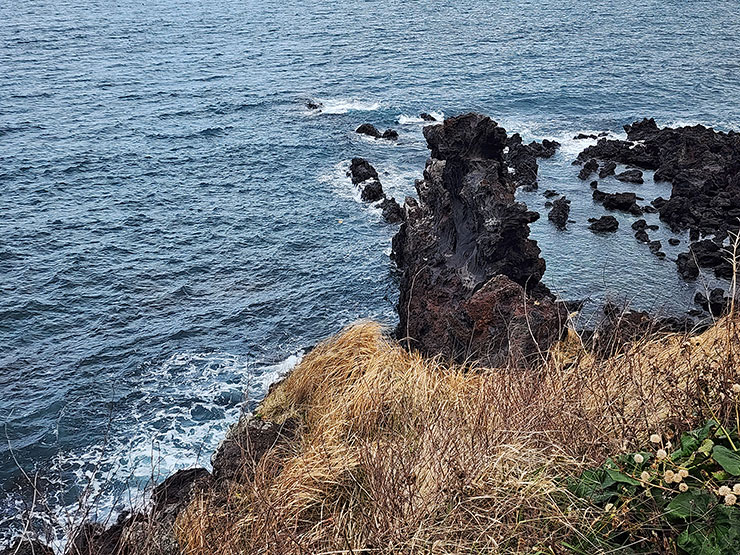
640,471 -> 651,482
656,449 -> 668,460
725,493 -> 737,506
664,470 -> 675,482
673,474 -> 683,484
718,486 -> 732,496
605,503 -> 614,512
734,484 -> 740,495
679,483 -> 689,492
732,383 -> 740,394
679,469 -> 689,479
633,454 -> 644,464
650,434 -> 662,444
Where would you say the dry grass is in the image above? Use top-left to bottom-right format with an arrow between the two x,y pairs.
174,314 -> 740,555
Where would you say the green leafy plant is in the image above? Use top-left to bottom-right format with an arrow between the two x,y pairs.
567,416 -> 740,554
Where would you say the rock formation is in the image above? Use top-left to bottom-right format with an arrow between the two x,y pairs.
355,123 -> 398,140
588,215 -> 619,233
548,196 -> 570,229
391,113 -> 566,367
347,158 -> 404,224
505,134 -> 560,190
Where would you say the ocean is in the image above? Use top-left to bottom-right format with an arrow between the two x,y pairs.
2,0 -> 739,543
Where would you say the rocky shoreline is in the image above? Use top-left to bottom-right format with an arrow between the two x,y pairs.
6,112 -> 739,554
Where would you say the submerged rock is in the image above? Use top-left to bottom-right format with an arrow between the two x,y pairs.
588,215 -> 619,233
392,113 -> 565,366
356,124 -> 398,140
548,196 -> 571,229
306,100 -> 323,110
668,237 -> 681,246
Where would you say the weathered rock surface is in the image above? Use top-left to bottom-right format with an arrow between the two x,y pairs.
356,124 -> 398,140
588,215 -> 619,233
420,112 -> 439,122
695,288 -> 729,316
347,158 -> 404,224
504,134 -> 560,190
677,239 -> 733,280
578,158 -> 599,180
592,190 -> 643,215
599,161 -> 617,178
577,118 -> 740,240
615,169 -> 644,184
548,196 -> 570,229
392,113 -> 565,366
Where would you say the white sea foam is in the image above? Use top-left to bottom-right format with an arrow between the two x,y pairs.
397,111 -> 444,125
312,98 -> 381,115
1,350 -> 303,550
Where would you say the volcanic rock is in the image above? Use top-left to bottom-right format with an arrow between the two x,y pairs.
548,196 -> 570,229
392,113 -> 565,366
420,112 -> 439,121
361,179 -> 384,202
356,124 -> 398,140
668,238 -> 681,246
543,189 -> 559,198
579,158 -> 599,180
592,190 -> 642,215
695,288 -> 729,316
588,215 -> 619,233
348,157 -> 378,184
648,240 -> 665,258
379,197 -> 404,224
599,161 -> 617,178
615,169 -> 644,184
635,229 -> 650,243
306,100 -> 323,110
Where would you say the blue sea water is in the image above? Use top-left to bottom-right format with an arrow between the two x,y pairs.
2,0 -> 740,543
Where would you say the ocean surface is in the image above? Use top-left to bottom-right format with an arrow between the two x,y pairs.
2,0 -> 740,544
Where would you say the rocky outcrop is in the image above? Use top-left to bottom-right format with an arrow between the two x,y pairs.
347,158 -> 405,224
592,190 -> 643,215
576,118 -> 740,240
615,169 -> 644,184
578,159 -> 599,180
677,239 -> 733,280
599,161 -> 617,178
355,124 -> 398,140
420,112 -> 440,122
588,215 -> 619,233
695,288 -> 729,316
505,134 -> 560,190
392,113 -> 565,367
548,196 -> 570,229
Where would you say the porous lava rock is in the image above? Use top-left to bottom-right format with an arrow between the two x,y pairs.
592,190 -> 643,215
588,215 -> 619,233
504,133 -> 560,190
392,113 -> 565,367
548,196 -> 571,229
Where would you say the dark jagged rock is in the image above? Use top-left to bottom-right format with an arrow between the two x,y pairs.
641,205 -> 658,214
599,161 -> 617,178
615,169 -> 644,184
361,179 -> 384,202
152,468 -> 210,513
348,157 -> 378,184
632,219 -> 648,231
505,133 -> 538,189
668,237 -> 681,246
652,197 -> 668,208
578,158 -> 599,180
592,190 -> 642,215
544,201 -> 553,208
379,197 -> 404,224
420,112 -> 439,122
648,240 -> 665,258
590,180 -> 599,189
528,139 -> 561,158
588,215 -> 619,233
1,539 -> 54,555
306,100 -> 322,110
677,240 -> 733,279
695,288 -> 729,316
578,118 -> 740,239
212,416 -> 299,483
548,196 -> 570,229
356,124 -> 398,140
677,253 -> 699,280
635,229 -> 650,243
574,133 -> 598,140
543,189 -> 559,198
392,113 -> 565,366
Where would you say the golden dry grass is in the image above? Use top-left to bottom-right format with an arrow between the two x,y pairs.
175,316 -> 740,555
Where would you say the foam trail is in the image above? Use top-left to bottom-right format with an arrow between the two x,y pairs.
310,98 -> 381,115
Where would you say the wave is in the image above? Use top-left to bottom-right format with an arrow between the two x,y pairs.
309,98 -> 382,115
0,349 -> 303,547
397,111 -> 444,125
